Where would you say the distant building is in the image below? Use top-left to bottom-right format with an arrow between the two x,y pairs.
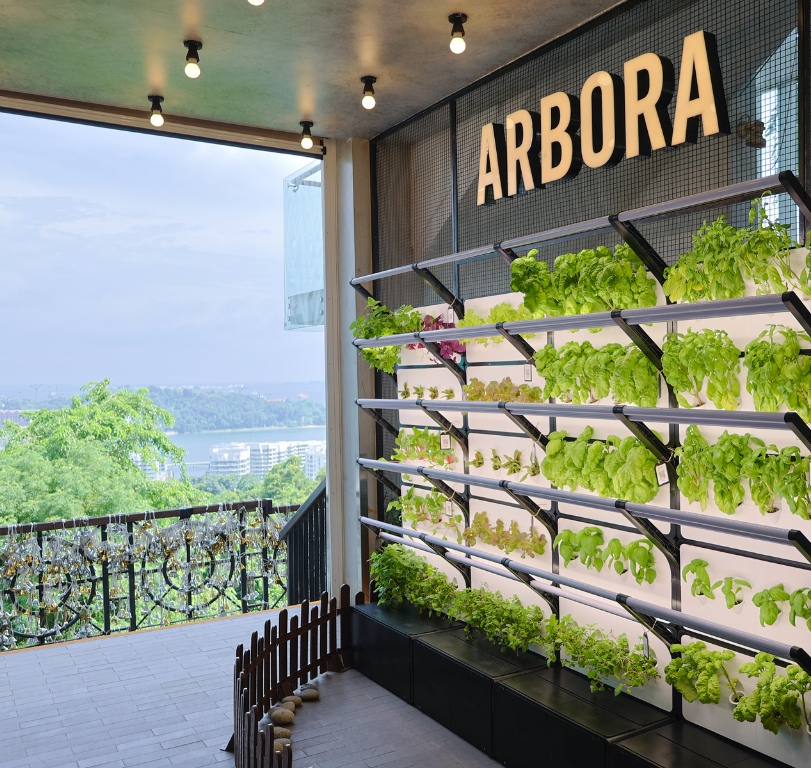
0,410 -> 28,427
208,439 -> 326,478
304,444 -> 327,480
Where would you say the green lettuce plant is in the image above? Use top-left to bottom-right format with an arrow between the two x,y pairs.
388,488 -> 463,541
675,425 -> 711,509
744,325 -> 811,422
463,377 -> 545,403
466,511 -> 546,559
350,298 -> 424,373
665,641 -> 740,703
733,653 -> 803,734
661,328 -> 742,409
392,427 -> 457,469
742,442 -> 811,517
456,302 -> 537,346
708,431 -> 750,514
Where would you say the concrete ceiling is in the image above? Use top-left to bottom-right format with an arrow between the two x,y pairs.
0,0 -> 622,140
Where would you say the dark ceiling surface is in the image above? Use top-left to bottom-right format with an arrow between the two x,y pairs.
0,0 -> 622,139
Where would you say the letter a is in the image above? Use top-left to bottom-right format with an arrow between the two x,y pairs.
477,123 -> 507,205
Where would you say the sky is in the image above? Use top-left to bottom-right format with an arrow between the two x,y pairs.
0,111 -> 324,393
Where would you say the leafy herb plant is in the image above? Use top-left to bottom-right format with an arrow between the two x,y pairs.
466,512 -> 546,559
665,641 -> 741,703
350,298 -> 424,373
752,584 -> 790,626
392,427 -> 457,469
463,377 -> 545,403
683,559 -> 720,599
720,577 -> 752,609
789,588 -> 811,631
734,653 -> 804,734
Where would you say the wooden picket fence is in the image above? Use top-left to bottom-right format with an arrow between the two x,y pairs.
232,586 -> 352,768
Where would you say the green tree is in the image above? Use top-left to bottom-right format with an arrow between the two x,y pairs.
261,456 -> 316,505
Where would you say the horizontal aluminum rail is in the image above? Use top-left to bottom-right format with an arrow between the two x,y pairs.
357,458 -> 810,556
362,517 -> 810,669
352,292 -> 810,349
351,174 -> 791,287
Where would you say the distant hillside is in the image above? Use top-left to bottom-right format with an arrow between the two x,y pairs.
1,388 -> 326,434
145,388 -> 326,433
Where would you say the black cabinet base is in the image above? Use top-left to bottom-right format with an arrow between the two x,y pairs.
610,721 -> 793,768
493,667 -> 671,768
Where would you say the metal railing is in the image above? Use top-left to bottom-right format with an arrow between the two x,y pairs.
0,498 -> 299,650
279,479 -> 328,606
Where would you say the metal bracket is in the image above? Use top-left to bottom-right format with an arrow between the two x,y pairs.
500,558 -> 560,615
615,501 -> 680,572
411,264 -> 465,319
358,404 -> 399,438
500,481 -> 557,539
497,402 -> 549,450
779,171 -> 811,228
417,469 -> 470,521
616,594 -> 681,647
608,215 -> 669,287
415,401 -> 468,459
789,645 -> 811,676
610,310 -> 663,370
495,322 -> 537,360
613,406 -> 673,465
783,412 -> 811,454
787,530 -> 811,565
781,291 -> 811,337
419,534 -> 471,588
419,339 -> 467,387
494,244 -> 519,264
360,465 -> 402,497
350,281 -> 375,302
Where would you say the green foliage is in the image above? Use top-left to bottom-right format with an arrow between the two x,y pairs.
720,577 -> 752,609
143,386 -> 326,433
502,450 -> 523,475
466,511 -> 546,559
675,426 -> 711,510
468,450 -> 485,468
789,588 -> 811,631
456,302 -> 537,345
543,614 -> 659,694
490,449 -> 502,471
541,427 -> 659,503
742,442 -> 811,518
389,488 -> 463,541
442,388 -> 455,400
708,431 -> 750,514
399,382 -> 410,399
391,427 -> 457,468
369,543 -> 458,615
462,377 -> 545,403
744,325 -> 811,422
734,653 -> 803,734
449,587 -> 545,652
752,584 -> 791,627
665,641 -> 739,704
533,342 -> 658,406
510,254 -> 563,317
661,329 -> 741,409
350,298 -> 424,373
553,528 -> 654,583
624,540 -> 657,585
682,559 -> 720,599
554,527 -> 605,570
663,197 -> 808,303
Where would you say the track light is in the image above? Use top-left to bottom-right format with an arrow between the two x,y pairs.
449,13 -> 467,54
247,0 -> 265,4
300,121 -> 314,150
148,95 -> 164,127
361,76 -> 377,110
184,40 -> 202,78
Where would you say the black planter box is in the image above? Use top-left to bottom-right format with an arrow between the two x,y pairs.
609,721 -> 792,768
493,666 -> 671,768
412,628 -> 547,754
350,601 -> 462,703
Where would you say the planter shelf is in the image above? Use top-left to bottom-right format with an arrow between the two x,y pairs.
412,627 -> 547,754
493,666 -> 671,768
610,721 -> 792,768
350,600 -> 462,703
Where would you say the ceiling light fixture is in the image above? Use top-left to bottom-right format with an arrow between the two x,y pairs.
184,40 -> 202,78
361,76 -> 377,110
300,121 -> 314,150
148,95 -> 165,127
247,0 -> 265,5
449,13 -> 467,54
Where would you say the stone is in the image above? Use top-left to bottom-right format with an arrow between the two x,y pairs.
273,738 -> 292,752
273,727 -> 291,739
269,708 -> 295,725
301,680 -> 319,691
280,701 -> 296,712
282,695 -> 302,707
298,688 -> 319,701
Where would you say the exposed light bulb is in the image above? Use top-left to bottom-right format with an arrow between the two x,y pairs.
450,35 -> 466,54
148,95 -> 165,127
185,61 -> 201,78
448,13 -> 468,55
301,136 -> 314,149
150,112 -> 165,127
360,76 -> 377,110
184,40 -> 203,79
248,0 -> 265,5
299,120 -> 315,149
362,94 -> 376,110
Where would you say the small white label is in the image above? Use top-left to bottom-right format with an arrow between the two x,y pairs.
655,463 -> 669,486
448,306 -> 454,323
643,632 -> 650,658
440,433 -> 452,451
524,363 -> 533,382
445,501 -> 453,515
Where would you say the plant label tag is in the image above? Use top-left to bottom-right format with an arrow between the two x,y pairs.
440,433 -> 452,451
447,306 -> 454,323
524,363 -> 533,382
445,501 -> 453,515
643,632 -> 650,658
655,463 -> 669,486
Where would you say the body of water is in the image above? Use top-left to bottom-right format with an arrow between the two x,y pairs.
169,425 -> 326,474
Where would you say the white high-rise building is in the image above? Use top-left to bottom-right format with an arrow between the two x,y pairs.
209,444 -> 251,476
304,445 -> 327,480
208,440 -> 327,477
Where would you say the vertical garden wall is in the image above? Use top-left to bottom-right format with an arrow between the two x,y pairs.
353,1 -> 811,766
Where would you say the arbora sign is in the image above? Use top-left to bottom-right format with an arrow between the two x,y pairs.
477,30 -> 729,205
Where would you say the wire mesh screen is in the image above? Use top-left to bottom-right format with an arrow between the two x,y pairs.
375,370 -> 402,524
